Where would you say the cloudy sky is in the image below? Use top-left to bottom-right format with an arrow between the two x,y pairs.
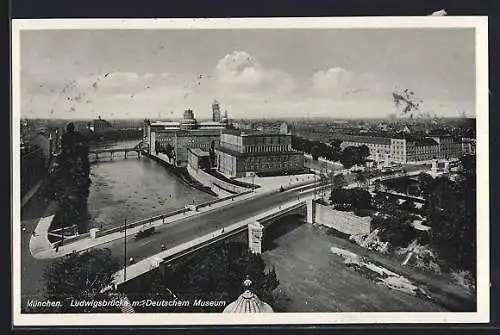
19,28 -> 475,120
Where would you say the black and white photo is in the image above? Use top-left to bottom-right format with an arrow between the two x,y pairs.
11,17 -> 489,326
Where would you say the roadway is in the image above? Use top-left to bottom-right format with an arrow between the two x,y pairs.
98,185 -> 319,268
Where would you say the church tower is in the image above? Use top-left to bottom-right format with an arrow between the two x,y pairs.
212,100 -> 221,122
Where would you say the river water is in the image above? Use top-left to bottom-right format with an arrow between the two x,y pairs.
87,140 -> 215,230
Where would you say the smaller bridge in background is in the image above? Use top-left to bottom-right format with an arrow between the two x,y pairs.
89,143 -> 144,162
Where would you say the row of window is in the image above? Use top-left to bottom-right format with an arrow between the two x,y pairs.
243,137 -> 288,146
244,161 -> 301,171
243,145 -> 291,153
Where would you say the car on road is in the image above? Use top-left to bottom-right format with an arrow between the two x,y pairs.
135,226 -> 155,240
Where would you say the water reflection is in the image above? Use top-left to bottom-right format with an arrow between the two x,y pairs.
87,141 -> 215,229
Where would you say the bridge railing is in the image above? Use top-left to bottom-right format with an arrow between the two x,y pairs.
89,207 -> 192,239
195,189 -> 254,210
256,201 -> 306,223
162,225 -> 248,265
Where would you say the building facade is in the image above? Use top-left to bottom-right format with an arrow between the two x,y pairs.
212,100 -> 221,122
187,148 -> 211,170
91,116 -> 113,133
461,137 -> 476,155
430,135 -> 462,159
216,129 -> 305,177
143,106 -> 229,166
338,135 -> 392,162
331,133 -> 461,164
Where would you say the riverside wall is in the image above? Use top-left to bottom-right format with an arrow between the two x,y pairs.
315,204 -> 371,235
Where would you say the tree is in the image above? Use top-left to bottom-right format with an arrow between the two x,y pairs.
354,171 -> 367,187
42,248 -> 120,313
426,174 -> 476,274
54,122 -> 91,234
359,145 -> 370,161
376,216 -> 417,250
155,140 -> 160,155
162,143 -> 175,160
329,188 -> 372,212
126,242 -> 280,312
330,139 -> 342,151
340,146 -> 358,169
399,200 -> 417,213
417,172 -> 435,197
331,173 -> 347,190
330,188 -> 350,209
459,154 -> 476,176
310,144 -> 320,160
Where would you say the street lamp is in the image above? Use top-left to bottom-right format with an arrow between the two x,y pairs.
123,217 -> 127,281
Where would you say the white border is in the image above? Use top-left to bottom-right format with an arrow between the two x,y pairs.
11,17 -> 489,326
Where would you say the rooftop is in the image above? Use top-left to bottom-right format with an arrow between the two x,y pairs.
176,129 -> 222,136
199,121 -> 226,126
222,278 -> 273,313
150,121 -> 180,127
216,145 -> 303,157
188,148 -> 210,157
330,133 -> 391,145
412,138 -> 439,146
223,129 -> 289,137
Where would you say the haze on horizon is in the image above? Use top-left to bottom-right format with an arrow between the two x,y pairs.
19,28 -> 476,120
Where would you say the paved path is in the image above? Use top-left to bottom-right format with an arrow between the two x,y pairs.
110,196 -> 313,287
20,194 -> 58,307
30,179 -> 321,260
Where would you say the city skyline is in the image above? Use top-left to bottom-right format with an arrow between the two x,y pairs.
19,27 -> 476,120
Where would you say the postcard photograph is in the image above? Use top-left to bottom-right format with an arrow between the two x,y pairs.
11,17 -> 489,326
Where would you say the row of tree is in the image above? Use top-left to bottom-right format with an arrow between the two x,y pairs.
292,135 -> 370,169
329,155 -> 476,274
127,241 -> 280,312
47,123 -> 92,234
38,241 -> 281,313
424,156 -> 476,274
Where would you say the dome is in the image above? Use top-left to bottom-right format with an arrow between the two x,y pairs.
222,277 -> 273,313
222,290 -> 273,313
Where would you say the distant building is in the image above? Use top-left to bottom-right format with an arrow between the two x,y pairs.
172,130 -> 221,166
143,105 -> 229,166
336,134 -> 392,162
215,129 -> 304,177
429,135 -> 462,160
331,133 -> 461,164
187,148 -> 212,171
91,116 -> 112,134
461,137 -> 476,155
212,100 -> 221,122
280,122 -> 291,135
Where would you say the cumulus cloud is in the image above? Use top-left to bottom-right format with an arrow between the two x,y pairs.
311,67 -> 382,98
214,51 -> 295,95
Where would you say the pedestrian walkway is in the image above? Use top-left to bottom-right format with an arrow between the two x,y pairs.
28,157 -> 323,260
29,179 -> 319,260
237,173 -> 320,194
110,195 -> 313,288
28,202 -> 59,256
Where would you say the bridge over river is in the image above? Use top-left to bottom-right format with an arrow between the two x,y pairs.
89,144 -> 144,162
109,189 -> 319,289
